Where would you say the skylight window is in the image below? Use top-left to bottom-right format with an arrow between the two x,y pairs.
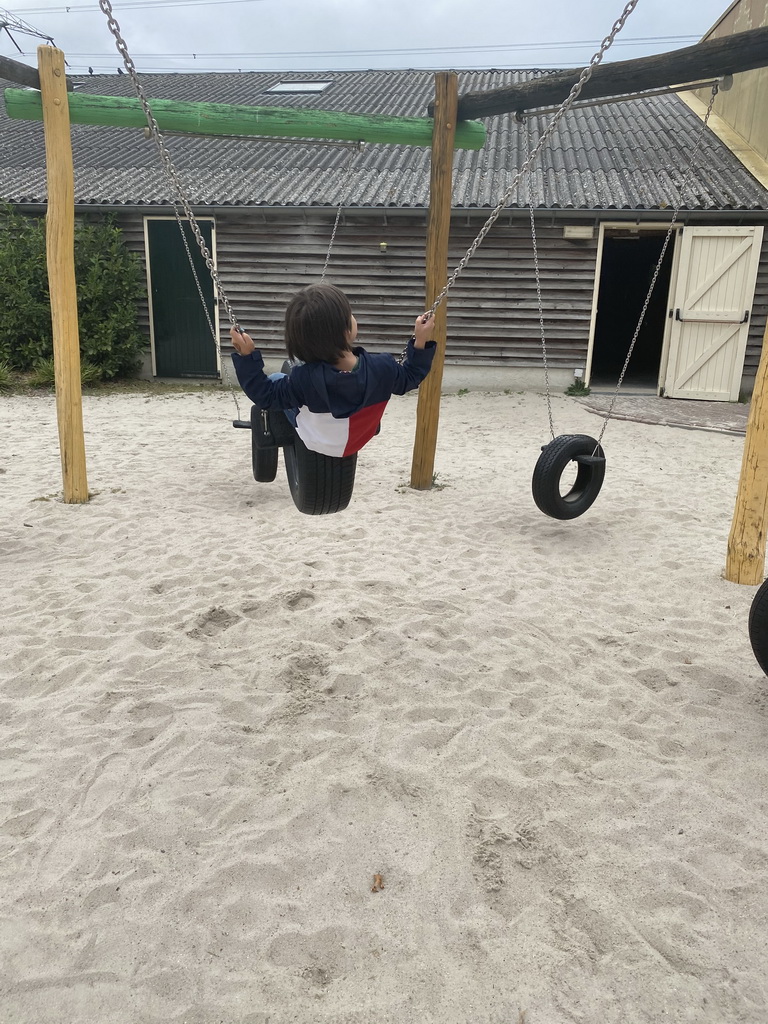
266,81 -> 332,94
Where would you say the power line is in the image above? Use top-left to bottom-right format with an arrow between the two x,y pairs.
20,34 -> 703,62
11,0 -> 267,12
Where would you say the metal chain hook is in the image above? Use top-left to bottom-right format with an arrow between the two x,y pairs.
320,142 -> 364,282
522,115 -> 556,441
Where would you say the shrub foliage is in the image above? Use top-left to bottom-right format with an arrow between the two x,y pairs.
0,207 -> 145,378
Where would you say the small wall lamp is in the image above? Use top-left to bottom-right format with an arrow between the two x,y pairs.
379,241 -> 388,253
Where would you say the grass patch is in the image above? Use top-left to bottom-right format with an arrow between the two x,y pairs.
565,378 -> 591,396
27,358 -> 103,389
0,360 -> 13,392
395,471 -> 449,494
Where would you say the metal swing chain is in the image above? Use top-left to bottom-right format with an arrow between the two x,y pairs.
593,81 -> 720,449
98,0 -> 244,412
320,142 -> 364,282
422,0 -> 641,321
523,116 -> 556,441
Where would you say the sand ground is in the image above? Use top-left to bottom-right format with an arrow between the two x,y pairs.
1,386 -> 767,1024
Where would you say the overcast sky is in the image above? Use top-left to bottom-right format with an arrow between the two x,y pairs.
2,0 -> 734,77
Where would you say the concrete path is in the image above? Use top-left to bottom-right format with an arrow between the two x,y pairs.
576,392 -> 750,436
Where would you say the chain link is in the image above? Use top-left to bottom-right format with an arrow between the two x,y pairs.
594,82 -> 721,449
320,143 -> 363,282
422,0 -> 641,320
524,119 -> 556,441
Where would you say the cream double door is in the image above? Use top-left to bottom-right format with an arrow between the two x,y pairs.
662,225 -> 764,401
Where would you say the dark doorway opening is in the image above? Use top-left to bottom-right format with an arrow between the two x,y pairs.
590,232 -> 675,390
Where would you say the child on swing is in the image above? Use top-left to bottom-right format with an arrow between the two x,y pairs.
230,283 -> 436,458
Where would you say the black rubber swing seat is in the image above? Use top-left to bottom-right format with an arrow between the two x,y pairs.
244,405 -> 357,513
748,578 -> 768,676
235,356 -> 357,515
531,433 -> 606,520
284,434 -> 357,516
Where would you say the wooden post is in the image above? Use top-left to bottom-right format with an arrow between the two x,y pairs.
410,72 -> 458,490
725,318 -> 768,584
38,45 -> 89,504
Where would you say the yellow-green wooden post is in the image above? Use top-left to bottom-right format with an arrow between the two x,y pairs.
410,72 -> 458,489
38,45 -> 88,503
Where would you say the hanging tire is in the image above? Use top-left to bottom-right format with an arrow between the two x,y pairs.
252,445 -> 279,483
532,434 -> 606,520
284,434 -> 357,515
249,404 -> 279,482
748,578 -> 768,676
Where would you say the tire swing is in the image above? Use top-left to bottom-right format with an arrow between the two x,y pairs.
247,408 -> 357,514
532,435 -> 606,521
522,81 -> 719,521
250,364 -> 358,516
99,0 -> 362,516
522,119 -> 605,521
748,579 -> 768,676
284,435 -> 357,516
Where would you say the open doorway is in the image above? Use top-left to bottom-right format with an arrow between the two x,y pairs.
589,230 -> 675,390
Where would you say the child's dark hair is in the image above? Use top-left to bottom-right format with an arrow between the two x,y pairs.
284,283 -> 353,363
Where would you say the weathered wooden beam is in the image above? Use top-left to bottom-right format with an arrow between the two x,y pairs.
450,26 -> 768,119
0,52 -> 72,91
38,46 -> 88,504
410,72 -> 458,491
4,87 -> 486,149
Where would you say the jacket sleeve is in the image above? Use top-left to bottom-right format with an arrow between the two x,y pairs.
231,350 -> 304,409
389,339 -> 438,395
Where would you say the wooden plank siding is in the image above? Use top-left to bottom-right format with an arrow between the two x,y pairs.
111,208 -> 768,387
115,209 -> 598,369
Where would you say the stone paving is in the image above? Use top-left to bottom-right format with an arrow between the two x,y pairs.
576,392 -> 750,436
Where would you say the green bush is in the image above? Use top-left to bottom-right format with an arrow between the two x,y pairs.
0,207 -> 145,379
0,360 -> 13,392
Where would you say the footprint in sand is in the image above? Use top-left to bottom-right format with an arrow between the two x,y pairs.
187,606 -> 241,639
283,590 -> 316,611
267,926 -> 351,990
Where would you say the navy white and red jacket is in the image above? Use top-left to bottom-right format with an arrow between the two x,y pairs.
232,340 -> 437,457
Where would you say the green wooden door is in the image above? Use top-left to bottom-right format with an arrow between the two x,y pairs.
147,218 -> 218,377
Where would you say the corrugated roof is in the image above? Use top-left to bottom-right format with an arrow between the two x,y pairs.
1,68 -> 767,211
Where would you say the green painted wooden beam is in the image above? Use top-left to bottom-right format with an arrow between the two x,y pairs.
3,88 -> 486,150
